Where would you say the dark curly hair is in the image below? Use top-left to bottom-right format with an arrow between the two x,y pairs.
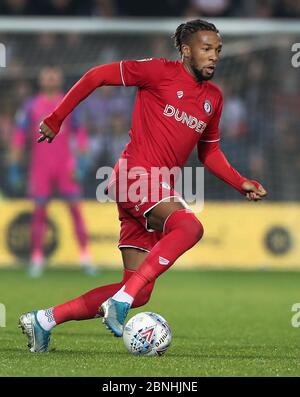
173,19 -> 219,54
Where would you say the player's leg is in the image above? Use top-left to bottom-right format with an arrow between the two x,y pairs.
101,198 -> 204,336
19,211 -> 156,352
121,248 -> 156,308
38,214 -> 156,329
123,199 -> 204,299
18,267 -> 133,352
19,249 -> 153,352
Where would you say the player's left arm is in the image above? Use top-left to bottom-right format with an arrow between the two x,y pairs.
197,93 -> 267,201
38,58 -> 166,144
38,62 -> 124,143
198,141 -> 267,201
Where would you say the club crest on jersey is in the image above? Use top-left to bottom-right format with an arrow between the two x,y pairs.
177,91 -> 184,99
203,100 -> 212,115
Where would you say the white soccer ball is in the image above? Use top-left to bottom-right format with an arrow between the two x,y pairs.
123,312 -> 172,356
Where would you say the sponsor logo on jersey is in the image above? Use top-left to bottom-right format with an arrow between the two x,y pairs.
159,256 -> 170,265
163,104 -> 207,134
203,100 -> 212,115
177,90 -> 184,98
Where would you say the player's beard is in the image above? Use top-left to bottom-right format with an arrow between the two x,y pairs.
191,63 -> 214,82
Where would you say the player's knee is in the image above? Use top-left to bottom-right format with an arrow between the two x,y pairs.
188,213 -> 204,243
181,213 -> 204,248
165,209 -> 204,244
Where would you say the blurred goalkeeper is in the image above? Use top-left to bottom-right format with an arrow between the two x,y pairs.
19,19 -> 267,351
9,66 -> 96,277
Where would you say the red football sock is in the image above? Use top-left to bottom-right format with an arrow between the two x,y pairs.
123,209 -> 203,299
53,269 -> 155,324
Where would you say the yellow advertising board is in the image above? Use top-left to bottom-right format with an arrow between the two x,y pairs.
0,200 -> 299,270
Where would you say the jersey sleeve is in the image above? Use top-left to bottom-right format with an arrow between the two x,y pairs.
44,62 -> 123,134
199,93 -> 223,143
120,58 -> 166,88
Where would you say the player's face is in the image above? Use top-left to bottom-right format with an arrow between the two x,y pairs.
182,31 -> 222,82
39,68 -> 63,93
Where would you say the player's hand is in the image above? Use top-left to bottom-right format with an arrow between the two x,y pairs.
38,121 -> 56,143
242,180 -> 267,201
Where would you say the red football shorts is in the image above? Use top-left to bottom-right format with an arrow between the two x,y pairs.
108,171 -> 188,252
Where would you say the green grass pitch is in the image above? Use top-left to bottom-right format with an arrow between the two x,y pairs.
0,267 -> 300,376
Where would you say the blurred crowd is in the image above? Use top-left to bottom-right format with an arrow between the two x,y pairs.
0,29 -> 299,201
0,0 -> 300,18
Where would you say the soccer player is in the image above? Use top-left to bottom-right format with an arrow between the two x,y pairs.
19,20 -> 267,351
9,66 -> 96,277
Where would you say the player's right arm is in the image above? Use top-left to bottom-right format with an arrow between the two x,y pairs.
38,62 -> 123,143
39,58 -> 165,143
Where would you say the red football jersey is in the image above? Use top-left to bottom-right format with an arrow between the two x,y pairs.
119,57 -> 223,170
44,59 -> 254,197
